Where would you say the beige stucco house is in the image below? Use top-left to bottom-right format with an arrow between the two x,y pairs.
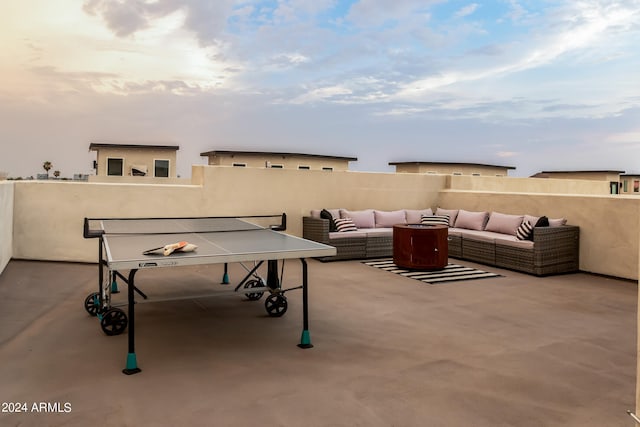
200,150 -> 357,171
531,170 -> 625,194
389,161 -> 515,177
89,143 -> 179,180
620,174 -> 640,194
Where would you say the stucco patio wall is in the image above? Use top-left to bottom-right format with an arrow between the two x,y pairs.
438,189 -> 640,280
8,165 -> 640,280
11,167 -> 443,265
0,181 -> 13,274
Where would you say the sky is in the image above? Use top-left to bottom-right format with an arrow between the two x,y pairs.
1,0 -> 639,178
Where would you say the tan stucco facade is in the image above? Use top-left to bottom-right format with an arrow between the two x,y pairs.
201,151 -> 355,171
0,182 -> 13,273
90,144 -> 178,179
621,175 -> 640,194
535,171 -> 623,182
4,165 -> 639,281
392,163 -> 513,176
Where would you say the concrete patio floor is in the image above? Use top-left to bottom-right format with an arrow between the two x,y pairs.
0,258 -> 636,427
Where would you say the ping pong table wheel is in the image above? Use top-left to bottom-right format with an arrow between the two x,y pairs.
84,292 -> 101,317
244,279 -> 265,301
100,308 -> 128,336
265,294 -> 288,317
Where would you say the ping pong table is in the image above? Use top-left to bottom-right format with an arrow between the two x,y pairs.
83,214 -> 336,375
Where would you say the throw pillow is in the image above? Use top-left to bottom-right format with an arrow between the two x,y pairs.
484,212 -> 525,236
421,214 -> 450,227
535,216 -> 549,227
374,210 -> 407,227
334,218 -> 358,232
516,220 -> 533,240
454,209 -> 489,231
436,208 -> 459,227
340,209 -> 375,229
405,209 -> 433,224
548,217 -> 567,227
321,209 -> 337,232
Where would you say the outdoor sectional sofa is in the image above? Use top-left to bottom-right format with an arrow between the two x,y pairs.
302,208 -> 580,276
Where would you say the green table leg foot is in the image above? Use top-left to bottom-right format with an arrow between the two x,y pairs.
122,353 -> 141,375
297,330 -> 313,349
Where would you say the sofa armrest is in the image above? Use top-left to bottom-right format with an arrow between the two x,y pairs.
532,225 -> 579,248
303,216 -> 330,244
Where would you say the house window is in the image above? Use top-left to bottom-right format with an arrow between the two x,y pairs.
232,163 -> 246,167
154,160 -> 169,178
623,180 -> 628,192
269,164 -> 284,169
471,173 -> 481,176
610,181 -> 619,195
107,158 -> 123,176
322,167 -> 333,171
298,165 -> 310,170
634,180 -> 639,193
452,172 -> 462,176
427,171 -> 436,174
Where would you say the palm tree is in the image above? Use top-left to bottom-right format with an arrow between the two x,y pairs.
53,170 -> 60,179
43,161 -> 52,178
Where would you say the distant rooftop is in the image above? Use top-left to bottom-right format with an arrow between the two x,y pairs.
388,161 -> 515,170
200,150 -> 357,162
89,142 -> 180,151
531,170 -> 625,178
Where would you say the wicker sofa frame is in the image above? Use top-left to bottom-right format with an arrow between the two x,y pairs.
302,216 -> 580,276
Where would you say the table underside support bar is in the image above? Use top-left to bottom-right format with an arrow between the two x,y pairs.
123,269 -> 141,375
297,258 -> 313,349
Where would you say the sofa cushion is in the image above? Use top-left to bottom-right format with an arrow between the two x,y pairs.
321,209 -> 337,232
536,216 -> 550,227
421,215 -> 449,226
311,208 -> 341,219
329,230 -> 368,239
436,208 -> 459,227
334,218 -> 358,232
447,228 -> 464,237
340,209 -> 375,229
494,237 -> 534,249
485,212 -> 524,236
405,209 -> 433,224
374,210 -> 406,228
459,229 -> 498,243
548,217 -> 567,227
365,228 -> 393,237
516,220 -> 534,240
523,214 -> 539,226
454,209 -> 489,231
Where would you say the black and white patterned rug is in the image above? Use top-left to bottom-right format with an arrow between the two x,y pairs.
362,258 -> 502,285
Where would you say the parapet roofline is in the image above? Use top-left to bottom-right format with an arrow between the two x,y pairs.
389,161 -> 515,170
200,150 -> 357,162
538,170 -> 625,174
89,143 -> 179,151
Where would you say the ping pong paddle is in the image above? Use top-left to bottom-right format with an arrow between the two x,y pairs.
143,241 -> 198,256
143,241 -> 187,256
142,246 -> 164,255
163,241 -> 188,256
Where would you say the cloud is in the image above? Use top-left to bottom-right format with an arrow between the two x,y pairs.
345,0 -> 438,27
455,3 -> 479,19
83,0 -> 235,45
392,1 -> 640,119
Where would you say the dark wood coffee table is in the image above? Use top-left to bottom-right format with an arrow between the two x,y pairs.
393,224 -> 448,270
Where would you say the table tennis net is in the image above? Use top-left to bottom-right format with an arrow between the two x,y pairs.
84,214 -> 286,237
